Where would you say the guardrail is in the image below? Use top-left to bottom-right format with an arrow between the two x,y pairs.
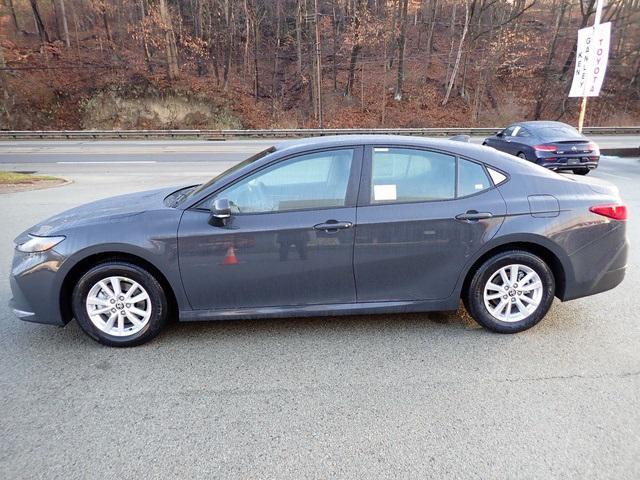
1,127 -> 639,140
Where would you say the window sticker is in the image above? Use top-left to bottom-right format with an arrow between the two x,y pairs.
475,183 -> 484,190
374,148 -> 389,152
373,184 -> 397,201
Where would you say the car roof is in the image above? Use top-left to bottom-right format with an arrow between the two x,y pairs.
275,134 -> 486,158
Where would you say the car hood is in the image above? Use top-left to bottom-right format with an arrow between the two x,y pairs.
16,186 -> 183,241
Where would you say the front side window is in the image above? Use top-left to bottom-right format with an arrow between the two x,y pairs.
502,126 -> 515,137
219,149 -> 354,214
370,147 -> 456,203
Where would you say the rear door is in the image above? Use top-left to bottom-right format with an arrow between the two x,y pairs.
353,146 -> 506,302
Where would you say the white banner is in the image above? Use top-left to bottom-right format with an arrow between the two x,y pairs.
569,22 -> 611,97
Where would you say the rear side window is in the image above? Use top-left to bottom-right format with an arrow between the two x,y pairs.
458,159 -> 491,197
371,147 -> 456,203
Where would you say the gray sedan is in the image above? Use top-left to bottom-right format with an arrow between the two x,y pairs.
9,136 -> 628,346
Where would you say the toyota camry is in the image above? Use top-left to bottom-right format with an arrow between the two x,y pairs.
10,136 -> 628,346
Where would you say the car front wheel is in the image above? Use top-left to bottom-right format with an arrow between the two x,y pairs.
72,261 -> 168,347
464,250 -> 555,333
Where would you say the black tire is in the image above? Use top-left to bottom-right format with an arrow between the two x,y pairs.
573,168 -> 589,175
463,250 -> 555,333
517,152 -> 527,160
72,261 -> 168,347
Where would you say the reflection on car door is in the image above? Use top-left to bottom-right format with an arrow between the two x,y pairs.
178,147 -> 363,310
354,146 -> 506,302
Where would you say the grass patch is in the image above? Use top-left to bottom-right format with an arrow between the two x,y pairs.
0,171 -> 60,185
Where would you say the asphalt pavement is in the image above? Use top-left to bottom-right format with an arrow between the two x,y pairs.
0,142 -> 639,479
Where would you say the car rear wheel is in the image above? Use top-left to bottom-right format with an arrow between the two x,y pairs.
72,261 -> 168,347
463,250 -> 555,333
573,168 -> 589,175
517,152 -> 527,160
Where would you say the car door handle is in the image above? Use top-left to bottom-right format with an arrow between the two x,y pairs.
456,211 -> 493,221
313,221 -> 353,232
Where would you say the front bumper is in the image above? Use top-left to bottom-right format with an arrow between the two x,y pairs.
9,248 -> 68,326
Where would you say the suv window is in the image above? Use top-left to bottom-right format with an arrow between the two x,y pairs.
219,149 -> 354,214
370,147 -> 455,203
458,159 -> 491,197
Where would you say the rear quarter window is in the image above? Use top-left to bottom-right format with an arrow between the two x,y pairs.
458,159 -> 492,197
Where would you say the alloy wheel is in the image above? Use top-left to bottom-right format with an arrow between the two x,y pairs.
85,276 -> 152,336
483,264 -> 543,323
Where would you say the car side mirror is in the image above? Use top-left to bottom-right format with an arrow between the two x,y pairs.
209,198 -> 231,224
496,131 -> 504,137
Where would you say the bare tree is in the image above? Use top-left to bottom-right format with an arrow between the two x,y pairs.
59,0 -> 71,48
442,0 -> 469,106
394,0 -> 409,100
345,0 -> 364,97
29,0 -> 50,44
159,0 -> 179,80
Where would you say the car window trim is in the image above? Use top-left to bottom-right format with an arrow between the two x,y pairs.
358,144 -> 502,207
189,145 -> 364,215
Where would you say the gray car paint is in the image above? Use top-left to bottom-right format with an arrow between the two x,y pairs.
9,135 -> 628,327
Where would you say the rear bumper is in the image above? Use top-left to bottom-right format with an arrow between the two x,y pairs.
543,162 -> 598,171
534,152 -> 599,171
562,232 -> 628,301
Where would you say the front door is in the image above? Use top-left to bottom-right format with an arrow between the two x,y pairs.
178,147 -> 363,310
354,146 -> 506,302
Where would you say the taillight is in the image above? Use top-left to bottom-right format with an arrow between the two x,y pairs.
587,141 -> 600,154
589,204 -> 627,220
534,145 -> 557,152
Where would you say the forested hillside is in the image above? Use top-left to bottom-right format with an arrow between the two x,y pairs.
1,0 -> 639,130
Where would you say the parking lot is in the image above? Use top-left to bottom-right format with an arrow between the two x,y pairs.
1,141 -> 639,479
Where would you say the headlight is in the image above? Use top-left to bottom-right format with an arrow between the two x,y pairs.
16,235 -> 66,253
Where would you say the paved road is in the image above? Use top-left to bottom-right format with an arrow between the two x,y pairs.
0,135 -> 638,163
0,146 -> 639,479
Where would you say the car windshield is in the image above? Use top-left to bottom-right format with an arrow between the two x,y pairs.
178,146 -> 276,203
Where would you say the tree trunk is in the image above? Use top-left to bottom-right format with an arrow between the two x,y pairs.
344,0 -> 363,97
296,0 -> 303,77
159,0 -> 179,80
0,43 -> 11,126
442,0 -> 469,106
424,0 -> 438,71
59,0 -> 71,48
6,0 -> 19,32
444,3 -> 457,87
223,0 -> 233,90
30,0 -> 50,44
394,0 -> 409,101
138,0 -> 153,73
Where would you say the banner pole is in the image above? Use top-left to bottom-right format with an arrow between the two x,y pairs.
578,97 -> 587,133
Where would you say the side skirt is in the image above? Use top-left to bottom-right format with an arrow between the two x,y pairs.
179,298 -> 460,322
